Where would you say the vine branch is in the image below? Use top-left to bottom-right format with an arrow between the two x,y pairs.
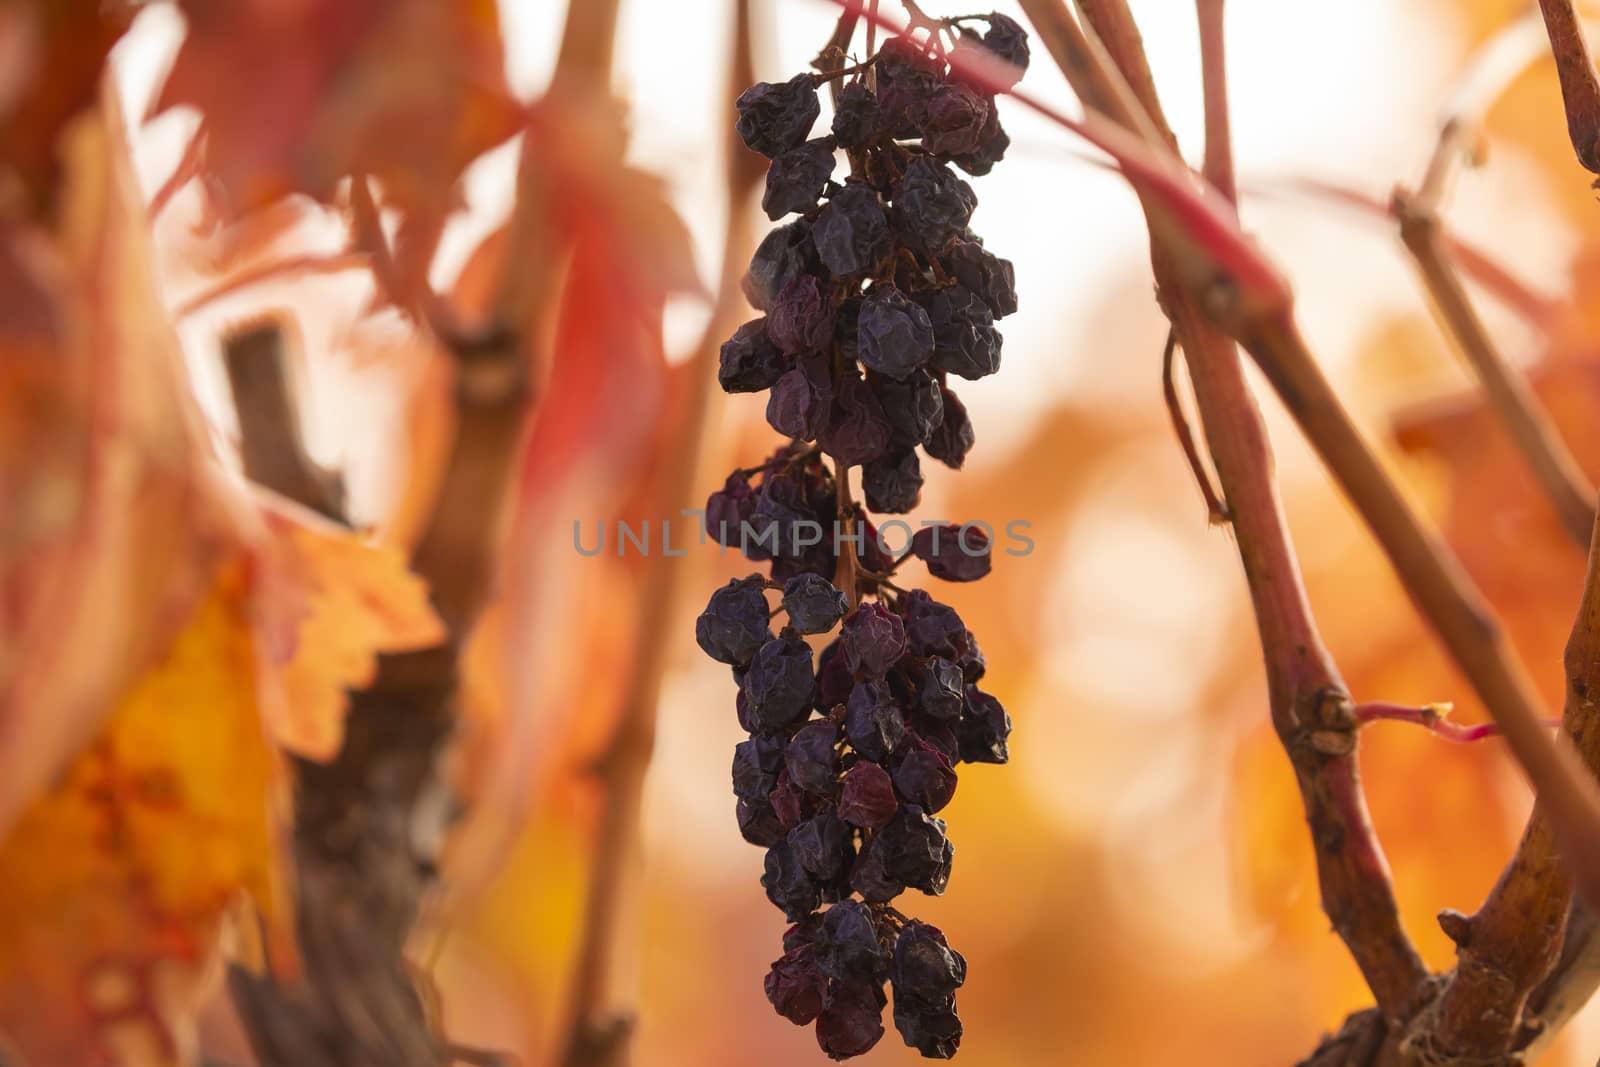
1014,0 -> 1430,1019
556,2 -> 762,1064
1391,178 -> 1594,547
221,323 -> 345,521
1537,0 -> 1600,174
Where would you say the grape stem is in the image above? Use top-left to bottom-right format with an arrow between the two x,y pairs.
1159,330 -> 1229,525
1391,177 -> 1595,548
1353,701 -> 1563,743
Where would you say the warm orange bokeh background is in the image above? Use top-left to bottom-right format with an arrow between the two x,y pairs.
105,0 -> 1600,1063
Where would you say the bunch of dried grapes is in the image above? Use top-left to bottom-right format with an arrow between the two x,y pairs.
695,9 -> 1026,1060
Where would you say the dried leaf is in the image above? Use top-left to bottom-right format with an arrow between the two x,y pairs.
0,91 -> 243,840
0,562 -> 286,1067
254,501 -> 446,761
156,0 -> 523,288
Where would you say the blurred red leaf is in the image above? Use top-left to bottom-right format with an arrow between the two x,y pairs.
156,0 -> 523,291
0,0 -> 131,216
0,91 -> 244,841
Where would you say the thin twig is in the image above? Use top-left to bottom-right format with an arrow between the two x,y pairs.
1160,331 -> 1229,524
1353,701 -> 1562,744
220,323 -> 346,521
1195,0 -> 1234,206
556,3 -> 761,1066
1393,186 -> 1595,548
1015,0 -> 1430,1019
1266,175 -> 1560,328
1536,0 -> 1600,173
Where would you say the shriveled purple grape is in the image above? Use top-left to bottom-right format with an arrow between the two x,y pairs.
766,945 -> 829,1024
736,73 -> 822,157
695,575 -> 772,666
875,36 -> 945,138
813,182 -> 890,276
706,471 -> 756,549
857,286 -> 934,379
877,804 -> 953,895
788,808 -> 853,882
743,218 -> 818,310
817,900 -> 890,983
768,275 -> 835,354
786,719 -> 841,796
902,589 -> 967,658
923,285 -> 1001,380
893,999 -> 963,1059
815,980 -> 886,1059
891,921 -> 967,1006
941,238 -> 1017,317
831,81 -> 881,149
763,840 -> 823,920
817,637 -> 853,709
742,631 -> 817,730
819,372 -> 893,467
719,318 -> 789,393
951,105 -> 1010,176
763,136 -> 837,220
893,734 -> 959,812
911,523 -> 992,582
914,657 -> 966,722
921,82 -> 991,156
734,733 -> 786,800
862,448 -> 923,514
957,684 -> 1011,764
982,13 -> 1031,83
923,386 -> 975,469
850,835 -> 906,903
846,681 -> 907,762
751,476 -> 825,559
895,157 -> 976,252
771,768 -> 810,833
766,356 -> 833,441
870,368 -> 944,448
838,760 -> 898,829
957,628 -> 986,682
783,573 -> 849,635
785,912 -> 825,952
842,601 -> 908,677
738,796 -> 786,847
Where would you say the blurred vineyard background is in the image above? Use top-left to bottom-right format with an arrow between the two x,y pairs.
35,0 -> 1600,1063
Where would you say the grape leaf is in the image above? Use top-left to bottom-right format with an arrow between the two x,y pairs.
0,91 -> 245,841
154,0 -> 523,289
0,561 -> 286,1067
254,501 -> 447,760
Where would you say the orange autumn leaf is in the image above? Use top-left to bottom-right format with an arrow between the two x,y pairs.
254,502 -> 446,761
0,88 -> 245,841
0,562 -> 285,1067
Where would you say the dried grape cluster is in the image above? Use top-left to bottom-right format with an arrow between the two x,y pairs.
696,10 -> 1026,1061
